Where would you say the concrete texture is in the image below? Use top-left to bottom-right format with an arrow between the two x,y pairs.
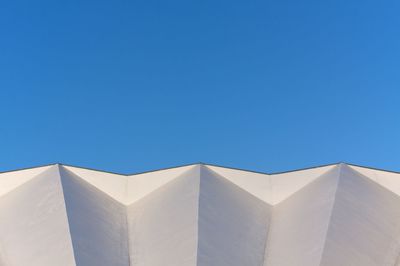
0,162 -> 399,266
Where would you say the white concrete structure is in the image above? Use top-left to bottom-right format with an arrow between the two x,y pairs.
0,163 -> 400,266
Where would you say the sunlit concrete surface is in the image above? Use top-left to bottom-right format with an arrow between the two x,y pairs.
0,163 -> 400,266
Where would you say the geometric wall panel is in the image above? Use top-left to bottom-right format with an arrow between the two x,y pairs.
127,166 -> 200,266
0,166 -> 75,266
1,162 -> 400,266
264,165 -> 341,266
197,166 -> 271,266
319,165 -> 400,266
59,167 -> 129,266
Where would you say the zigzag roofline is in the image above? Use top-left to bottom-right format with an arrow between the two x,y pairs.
1,161 -> 399,176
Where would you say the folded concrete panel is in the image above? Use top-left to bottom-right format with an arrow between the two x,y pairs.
197,166 -> 271,266
320,165 -> 400,266
0,166 -> 75,266
1,162 -> 400,266
126,165 -> 197,204
264,165 -> 341,266
348,165 -> 400,196
59,166 -> 129,266
127,166 -> 200,266
0,165 -> 53,197
269,165 -> 337,204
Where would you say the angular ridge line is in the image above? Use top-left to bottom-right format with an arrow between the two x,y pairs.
316,163 -> 343,266
2,162 -> 398,177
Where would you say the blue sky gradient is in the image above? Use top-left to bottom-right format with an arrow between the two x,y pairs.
1,0 -> 399,173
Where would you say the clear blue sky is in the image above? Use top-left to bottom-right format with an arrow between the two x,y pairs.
1,0 -> 399,174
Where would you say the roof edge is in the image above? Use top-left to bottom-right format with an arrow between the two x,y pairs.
1,162 -> 398,176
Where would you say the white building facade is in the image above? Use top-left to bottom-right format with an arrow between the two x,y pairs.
0,163 -> 399,266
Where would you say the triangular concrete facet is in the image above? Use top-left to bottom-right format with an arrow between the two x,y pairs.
0,165 -> 76,266
319,165 -> 400,266
204,165 -> 272,204
127,165 -> 201,266
270,165 -> 337,204
264,165 -> 341,266
197,166 -> 271,266
348,165 -> 400,196
126,165 -> 197,205
59,166 -> 129,266
0,165 -> 52,197
61,165 -> 127,203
